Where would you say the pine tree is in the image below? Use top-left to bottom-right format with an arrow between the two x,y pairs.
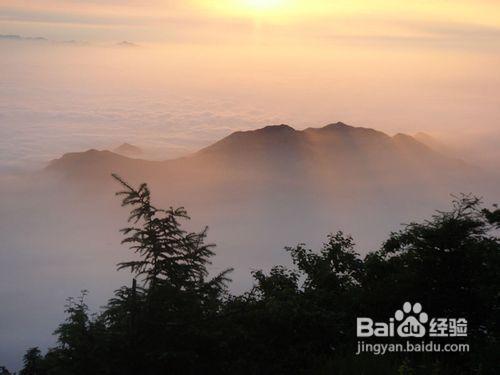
19,347 -> 45,375
112,174 -> 232,292
108,175 -> 233,373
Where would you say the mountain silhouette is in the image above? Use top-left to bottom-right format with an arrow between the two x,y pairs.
47,122 -> 470,189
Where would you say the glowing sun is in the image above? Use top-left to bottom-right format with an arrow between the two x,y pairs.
243,0 -> 285,11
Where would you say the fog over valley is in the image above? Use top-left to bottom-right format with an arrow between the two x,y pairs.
1,1 -> 500,369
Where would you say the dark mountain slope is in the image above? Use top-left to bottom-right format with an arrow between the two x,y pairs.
46,122 -> 473,191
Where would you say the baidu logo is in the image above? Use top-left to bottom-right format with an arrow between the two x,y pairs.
357,302 -> 467,338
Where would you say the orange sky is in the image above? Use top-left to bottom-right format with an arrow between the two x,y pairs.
1,1 -> 500,169
2,0 -> 500,44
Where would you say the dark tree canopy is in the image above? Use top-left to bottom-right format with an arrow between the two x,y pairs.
19,348 -> 45,375
18,181 -> 499,375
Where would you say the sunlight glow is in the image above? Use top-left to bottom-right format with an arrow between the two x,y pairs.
197,0 -> 500,27
202,0 -> 299,20
198,0 -> 354,22
243,0 -> 285,11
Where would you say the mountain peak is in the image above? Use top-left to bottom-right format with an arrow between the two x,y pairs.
304,122 -> 389,141
313,122 -> 356,131
259,124 -> 296,133
304,122 -> 360,133
324,121 -> 351,129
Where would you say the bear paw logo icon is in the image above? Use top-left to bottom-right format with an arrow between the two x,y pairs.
395,302 -> 428,338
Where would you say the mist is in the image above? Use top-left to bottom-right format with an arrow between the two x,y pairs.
2,3 -> 500,369
2,39 -> 500,174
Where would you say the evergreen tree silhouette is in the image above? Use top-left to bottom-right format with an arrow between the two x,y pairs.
19,347 -> 45,375
105,175 -> 233,373
112,174 -> 232,291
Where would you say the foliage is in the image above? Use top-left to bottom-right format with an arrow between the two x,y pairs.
19,181 -> 499,374
19,347 -> 45,375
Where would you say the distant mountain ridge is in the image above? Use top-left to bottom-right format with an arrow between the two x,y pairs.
47,122 -> 469,185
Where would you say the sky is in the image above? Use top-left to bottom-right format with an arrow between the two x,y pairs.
1,0 -> 500,172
